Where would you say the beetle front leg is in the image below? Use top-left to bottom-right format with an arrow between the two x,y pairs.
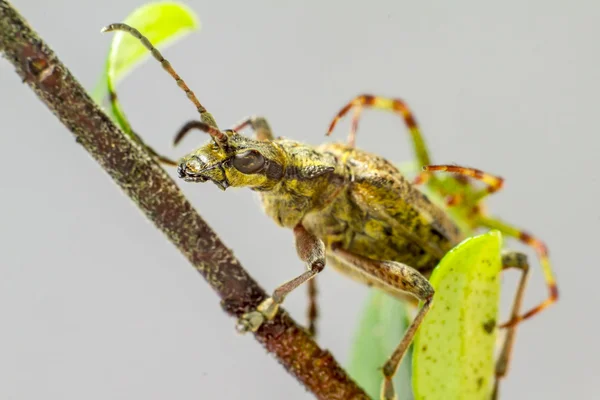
172,116 -> 275,148
236,224 -> 325,333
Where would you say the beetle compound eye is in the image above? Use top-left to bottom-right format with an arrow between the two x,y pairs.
232,150 -> 265,174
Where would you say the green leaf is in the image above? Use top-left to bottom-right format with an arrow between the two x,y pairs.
413,230 -> 503,400
92,2 -> 199,132
348,289 -> 414,400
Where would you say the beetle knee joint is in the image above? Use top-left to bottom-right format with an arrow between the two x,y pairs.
311,260 -> 325,272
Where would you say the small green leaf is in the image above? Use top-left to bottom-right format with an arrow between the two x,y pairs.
92,2 -> 199,132
413,230 -> 503,400
348,289 -> 414,400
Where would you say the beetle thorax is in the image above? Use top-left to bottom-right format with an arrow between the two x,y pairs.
257,140 -> 351,228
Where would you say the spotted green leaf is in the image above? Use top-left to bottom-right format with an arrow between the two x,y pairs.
348,289 -> 414,400
92,2 -> 199,133
413,230 -> 503,400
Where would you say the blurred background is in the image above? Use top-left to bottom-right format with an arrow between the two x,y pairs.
1,0 -> 597,398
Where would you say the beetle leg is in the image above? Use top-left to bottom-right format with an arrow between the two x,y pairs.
230,115 -> 274,141
306,278 -> 319,337
345,106 -> 363,148
413,164 -> 504,207
326,94 -> 433,168
424,164 -> 504,199
492,250 -> 530,400
481,216 -> 558,399
478,217 -> 558,326
412,165 -> 504,207
331,247 -> 434,400
236,224 -> 325,333
171,115 -> 274,148
412,170 -> 467,207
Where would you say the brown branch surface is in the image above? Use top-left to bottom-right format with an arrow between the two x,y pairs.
0,2 -> 368,399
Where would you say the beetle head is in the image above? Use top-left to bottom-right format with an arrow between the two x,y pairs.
177,124 -> 285,191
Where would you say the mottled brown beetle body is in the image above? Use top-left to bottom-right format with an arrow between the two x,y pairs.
258,140 -> 463,283
181,134 -> 460,284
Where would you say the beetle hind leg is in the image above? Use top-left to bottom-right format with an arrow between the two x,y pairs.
326,94 -> 433,168
413,164 -> 504,207
479,217 -> 558,326
491,250 -> 531,399
331,247 -> 434,400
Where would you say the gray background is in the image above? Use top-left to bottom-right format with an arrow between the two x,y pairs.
1,0 -> 597,398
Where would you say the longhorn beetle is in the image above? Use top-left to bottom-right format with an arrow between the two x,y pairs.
101,22 -> 558,400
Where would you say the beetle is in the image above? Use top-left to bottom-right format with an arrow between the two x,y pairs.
102,23 -> 558,400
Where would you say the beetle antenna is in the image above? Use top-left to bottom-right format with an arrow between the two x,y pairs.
173,121 -> 228,146
101,23 -> 226,145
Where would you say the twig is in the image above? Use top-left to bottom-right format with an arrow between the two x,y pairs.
0,2 -> 368,399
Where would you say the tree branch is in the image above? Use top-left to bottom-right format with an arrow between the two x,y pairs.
0,2 -> 368,399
